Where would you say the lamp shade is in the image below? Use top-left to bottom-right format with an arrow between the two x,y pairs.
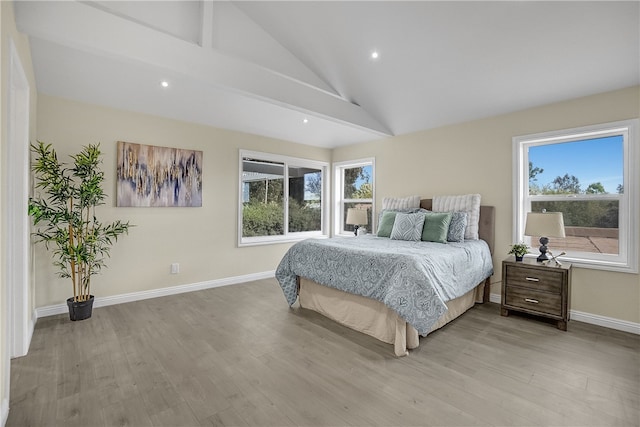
346,208 -> 368,225
524,212 -> 566,238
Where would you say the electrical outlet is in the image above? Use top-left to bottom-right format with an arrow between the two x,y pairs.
170,263 -> 180,274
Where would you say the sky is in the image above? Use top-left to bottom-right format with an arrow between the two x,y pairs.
528,135 -> 623,194
354,165 -> 373,189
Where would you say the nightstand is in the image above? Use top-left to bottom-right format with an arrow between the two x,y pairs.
501,257 -> 572,331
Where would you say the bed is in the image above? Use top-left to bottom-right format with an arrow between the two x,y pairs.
276,198 -> 495,356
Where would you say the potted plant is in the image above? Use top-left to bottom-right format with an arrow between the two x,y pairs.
508,242 -> 530,262
28,141 -> 132,321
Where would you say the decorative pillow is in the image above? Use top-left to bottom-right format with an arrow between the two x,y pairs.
433,194 -> 481,240
447,211 -> 467,242
382,195 -> 421,210
421,212 -> 452,243
391,212 -> 426,242
377,211 -> 398,237
377,207 -> 421,233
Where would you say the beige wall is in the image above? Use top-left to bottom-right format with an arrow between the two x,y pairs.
35,94 -> 331,307
1,0 -> 38,420
333,85 -> 640,324
34,87 -> 640,325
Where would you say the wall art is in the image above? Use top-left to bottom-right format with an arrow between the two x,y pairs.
116,141 -> 203,207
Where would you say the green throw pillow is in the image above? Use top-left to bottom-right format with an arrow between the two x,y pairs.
377,211 -> 398,237
421,212 -> 452,243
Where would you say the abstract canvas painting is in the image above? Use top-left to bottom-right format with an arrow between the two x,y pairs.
116,141 -> 203,207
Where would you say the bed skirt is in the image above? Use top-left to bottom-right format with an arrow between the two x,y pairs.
299,277 -> 486,357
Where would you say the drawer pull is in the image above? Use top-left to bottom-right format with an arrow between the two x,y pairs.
525,277 -> 540,282
524,298 -> 539,304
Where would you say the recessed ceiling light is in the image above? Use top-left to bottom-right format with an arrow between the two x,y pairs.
160,80 -> 169,88
303,118 -> 309,124
370,51 -> 379,60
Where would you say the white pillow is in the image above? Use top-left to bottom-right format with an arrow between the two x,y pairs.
382,195 -> 421,210
432,194 -> 481,240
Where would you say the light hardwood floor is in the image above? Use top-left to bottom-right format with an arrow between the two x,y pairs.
7,278 -> 640,426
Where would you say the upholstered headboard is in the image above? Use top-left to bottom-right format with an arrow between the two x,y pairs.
420,199 -> 495,255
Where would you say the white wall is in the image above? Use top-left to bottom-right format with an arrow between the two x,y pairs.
1,1 -> 38,424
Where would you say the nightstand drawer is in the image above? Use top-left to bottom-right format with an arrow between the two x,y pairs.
505,285 -> 562,316
505,265 -> 563,293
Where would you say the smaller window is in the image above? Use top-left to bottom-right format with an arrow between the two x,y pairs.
333,158 -> 375,236
239,150 -> 328,246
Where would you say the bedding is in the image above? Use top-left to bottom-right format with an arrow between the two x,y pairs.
433,194 -> 481,240
421,212 -> 453,243
299,278 -> 484,356
446,211 -> 467,242
381,195 -> 421,210
390,212 -> 426,241
275,235 -> 493,335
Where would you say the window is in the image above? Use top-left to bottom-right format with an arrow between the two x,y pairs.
513,120 -> 638,273
333,158 -> 375,236
239,150 -> 328,246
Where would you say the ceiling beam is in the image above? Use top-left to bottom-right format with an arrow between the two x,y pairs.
15,1 -> 392,137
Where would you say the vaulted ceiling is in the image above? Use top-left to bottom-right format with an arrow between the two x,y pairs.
14,1 -> 640,148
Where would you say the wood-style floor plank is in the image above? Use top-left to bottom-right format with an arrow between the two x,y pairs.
7,278 -> 640,426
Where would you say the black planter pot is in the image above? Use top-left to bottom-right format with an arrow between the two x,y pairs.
515,255 -> 524,262
66,295 -> 94,321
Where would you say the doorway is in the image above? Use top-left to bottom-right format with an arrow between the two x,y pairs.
5,37 -> 32,363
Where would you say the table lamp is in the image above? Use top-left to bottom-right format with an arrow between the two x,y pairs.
346,208 -> 368,236
524,211 -> 566,262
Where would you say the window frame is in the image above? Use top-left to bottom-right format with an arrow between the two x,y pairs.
238,150 -> 329,247
333,158 -> 375,236
512,119 -> 638,273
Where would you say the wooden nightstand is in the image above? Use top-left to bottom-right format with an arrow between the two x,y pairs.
501,257 -> 572,331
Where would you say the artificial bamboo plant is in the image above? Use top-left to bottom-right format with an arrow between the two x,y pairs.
28,141 -> 132,303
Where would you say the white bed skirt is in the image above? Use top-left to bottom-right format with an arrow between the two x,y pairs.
299,278 -> 485,357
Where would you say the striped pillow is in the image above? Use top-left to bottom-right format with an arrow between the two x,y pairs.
432,194 -> 481,240
381,195 -> 421,210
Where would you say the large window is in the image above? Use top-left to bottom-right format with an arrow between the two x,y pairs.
333,158 -> 375,236
513,120 -> 638,272
239,150 -> 328,246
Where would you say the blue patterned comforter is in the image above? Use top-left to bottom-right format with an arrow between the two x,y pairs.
275,236 -> 493,335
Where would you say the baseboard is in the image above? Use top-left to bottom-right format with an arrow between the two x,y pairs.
1,397 -> 8,427
489,292 -> 640,335
570,310 -> 640,335
35,280 -> 640,336
36,270 -> 276,318
489,292 -> 501,304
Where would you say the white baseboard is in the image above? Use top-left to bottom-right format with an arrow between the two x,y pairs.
489,292 -> 640,335
36,270 -> 276,319
36,279 -> 640,336
570,310 -> 640,335
1,397 -> 8,427
489,292 -> 501,304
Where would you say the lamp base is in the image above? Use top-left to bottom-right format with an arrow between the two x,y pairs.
353,225 -> 359,236
536,237 -> 550,262
537,252 -> 549,262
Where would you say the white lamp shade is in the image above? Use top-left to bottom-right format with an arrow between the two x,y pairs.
346,208 -> 368,225
524,212 -> 566,238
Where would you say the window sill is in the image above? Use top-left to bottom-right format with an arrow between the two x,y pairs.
238,233 -> 328,247
523,254 -> 637,274
561,257 -> 637,274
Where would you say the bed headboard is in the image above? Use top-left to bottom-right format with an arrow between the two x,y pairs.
420,199 -> 495,255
